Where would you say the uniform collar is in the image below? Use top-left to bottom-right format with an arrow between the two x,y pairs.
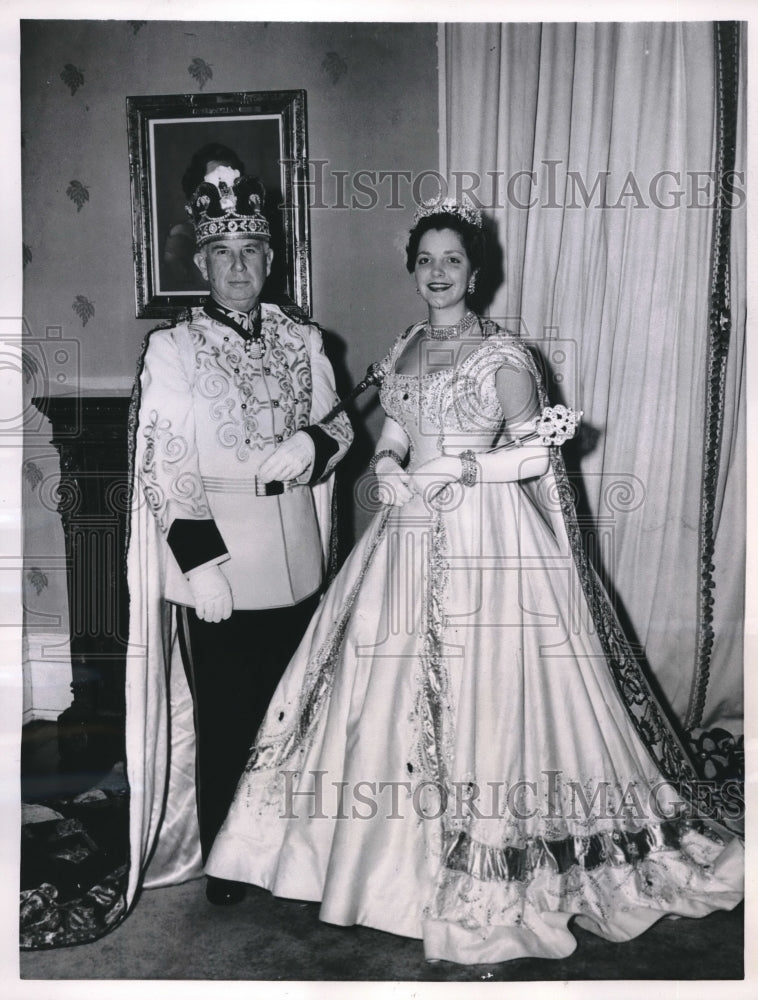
203,298 -> 263,341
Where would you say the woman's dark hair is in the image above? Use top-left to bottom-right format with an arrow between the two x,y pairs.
405,212 -> 486,275
181,143 -> 246,199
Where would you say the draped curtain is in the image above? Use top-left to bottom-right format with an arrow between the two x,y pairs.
441,22 -> 745,736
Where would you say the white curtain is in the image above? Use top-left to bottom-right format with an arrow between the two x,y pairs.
441,22 -> 745,735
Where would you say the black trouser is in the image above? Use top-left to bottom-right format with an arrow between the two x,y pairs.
175,592 -> 320,862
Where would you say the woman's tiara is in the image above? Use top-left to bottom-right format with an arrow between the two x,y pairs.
412,196 -> 483,230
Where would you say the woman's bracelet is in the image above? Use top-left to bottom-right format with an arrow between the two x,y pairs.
370,448 -> 404,473
459,450 -> 479,487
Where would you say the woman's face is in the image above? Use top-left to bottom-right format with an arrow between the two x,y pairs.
413,227 -> 473,314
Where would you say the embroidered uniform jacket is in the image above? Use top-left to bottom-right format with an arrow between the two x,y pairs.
136,302 -> 353,609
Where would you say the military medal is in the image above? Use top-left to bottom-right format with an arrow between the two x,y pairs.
244,334 -> 264,360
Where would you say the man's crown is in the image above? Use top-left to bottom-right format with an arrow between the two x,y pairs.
412,196 -> 483,230
187,166 -> 271,246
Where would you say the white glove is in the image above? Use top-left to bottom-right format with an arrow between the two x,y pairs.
187,564 -> 233,623
408,455 -> 462,501
374,455 -> 415,507
257,430 -> 316,483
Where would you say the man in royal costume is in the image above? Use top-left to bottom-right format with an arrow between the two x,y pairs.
124,166 -> 353,907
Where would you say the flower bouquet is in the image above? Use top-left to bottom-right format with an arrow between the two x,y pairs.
499,404 -> 583,450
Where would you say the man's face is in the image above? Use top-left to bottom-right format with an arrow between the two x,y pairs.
195,237 -> 273,312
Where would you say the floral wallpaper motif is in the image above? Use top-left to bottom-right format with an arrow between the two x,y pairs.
23,243 -> 32,268
322,52 -> 347,85
129,21 -> 146,34
188,57 -> 213,90
22,350 -> 39,384
66,180 -> 90,211
72,295 -> 95,326
23,460 -> 43,492
60,64 -> 84,96
27,568 -> 49,596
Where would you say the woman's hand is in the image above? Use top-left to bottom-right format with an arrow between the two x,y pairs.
408,456 -> 462,502
374,455 -> 415,507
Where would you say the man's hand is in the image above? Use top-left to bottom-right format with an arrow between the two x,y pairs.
257,431 -> 316,483
187,564 -> 233,623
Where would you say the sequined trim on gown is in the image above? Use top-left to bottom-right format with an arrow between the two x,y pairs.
206,322 -> 743,964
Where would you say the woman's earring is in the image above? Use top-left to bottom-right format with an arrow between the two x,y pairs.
467,273 -> 477,295
416,286 -> 422,295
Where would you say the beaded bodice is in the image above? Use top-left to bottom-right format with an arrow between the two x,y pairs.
378,320 -> 534,467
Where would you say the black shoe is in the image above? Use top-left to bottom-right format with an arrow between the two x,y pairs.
205,876 -> 246,905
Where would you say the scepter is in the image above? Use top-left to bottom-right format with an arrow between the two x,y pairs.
320,360 -> 388,423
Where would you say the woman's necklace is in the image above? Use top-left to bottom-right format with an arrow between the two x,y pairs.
425,310 -> 478,340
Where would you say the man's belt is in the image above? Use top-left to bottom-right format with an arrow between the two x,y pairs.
201,476 -> 299,497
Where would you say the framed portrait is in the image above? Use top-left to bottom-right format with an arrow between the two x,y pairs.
126,90 -> 311,319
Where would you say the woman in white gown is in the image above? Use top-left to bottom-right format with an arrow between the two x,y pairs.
206,198 -> 743,964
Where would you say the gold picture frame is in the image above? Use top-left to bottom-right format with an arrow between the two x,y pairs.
126,89 -> 311,318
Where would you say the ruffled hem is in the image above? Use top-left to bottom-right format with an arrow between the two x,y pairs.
423,825 -> 744,963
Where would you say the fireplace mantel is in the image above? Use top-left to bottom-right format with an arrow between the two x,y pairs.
32,393 -> 132,765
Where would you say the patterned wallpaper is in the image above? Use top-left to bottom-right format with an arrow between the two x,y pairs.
20,20 -> 439,712
21,21 -> 367,367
